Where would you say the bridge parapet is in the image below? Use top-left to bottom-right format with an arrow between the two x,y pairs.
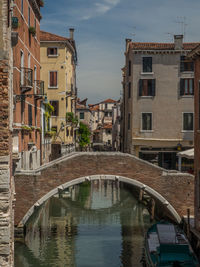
14,152 -> 194,227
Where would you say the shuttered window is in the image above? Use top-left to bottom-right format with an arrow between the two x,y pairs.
50,101 -> 59,116
49,71 -> 58,87
180,78 -> 194,96
47,47 -> 58,56
128,82 -> 131,98
139,79 -> 155,96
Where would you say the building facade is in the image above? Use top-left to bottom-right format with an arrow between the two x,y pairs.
112,100 -> 121,151
12,0 -> 44,171
122,35 -> 198,169
188,44 -> 200,231
40,30 -> 77,154
0,0 -> 14,265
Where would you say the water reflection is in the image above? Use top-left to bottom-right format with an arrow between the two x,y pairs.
15,180 -> 154,267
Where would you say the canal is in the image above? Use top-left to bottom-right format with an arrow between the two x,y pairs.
15,180 -> 158,267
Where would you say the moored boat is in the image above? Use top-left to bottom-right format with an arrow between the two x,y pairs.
145,221 -> 199,267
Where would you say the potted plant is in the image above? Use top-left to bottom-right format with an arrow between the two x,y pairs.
29,26 -> 36,37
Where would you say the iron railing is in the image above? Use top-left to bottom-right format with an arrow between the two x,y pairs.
34,80 -> 44,96
20,67 -> 33,91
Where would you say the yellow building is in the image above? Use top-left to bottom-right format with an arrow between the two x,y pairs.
40,29 -> 77,149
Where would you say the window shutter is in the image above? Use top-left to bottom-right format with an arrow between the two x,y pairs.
152,79 -> 156,96
54,72 -> 57,87
180,79 -> 184,96
139,79 -> 143,96
192,79 -> 194,95
180,56 -> 184,72
50,72 -> 53,86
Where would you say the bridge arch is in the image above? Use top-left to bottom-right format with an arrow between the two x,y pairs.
14,152 -> 194,228
20,174 -> 182,227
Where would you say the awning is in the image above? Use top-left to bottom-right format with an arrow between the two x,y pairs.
177,148 -> 194,159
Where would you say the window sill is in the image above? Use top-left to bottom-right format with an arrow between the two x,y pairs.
140,130 -> 154,133
180,95 -> 194,98
48,55 -> 58,58
139,96 -> 154,98
48,86 -> 58,89
180,71 -> 194,74
140,72 -> 154,75
181,130 -> 194,133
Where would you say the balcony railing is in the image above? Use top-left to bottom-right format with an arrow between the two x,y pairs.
20,67 -> 33,91
34,80 -> 44,96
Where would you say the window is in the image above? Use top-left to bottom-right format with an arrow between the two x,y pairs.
143,57 -> 152,72
105,103 -> 108,109
128,82 -> 131,98
128,60 -> 131,76
142,113 -> 152,131
47,47 -> 58,57
183,113 -> 193,131
49,71 -> 58,88
139,79 -> 155,96
20,50 -> 24,86
66,128 -> 69,137
80,112 -> 84,120
34,18 -> 36,32
180,56 -> 194,72
28,104 -> 32,126
28,7 -> 30,26
34,100 -> 37,127
128,113 -> 130,130
180,78 -> 194,96
50,101 -> 59,116
21,0 -> 23,14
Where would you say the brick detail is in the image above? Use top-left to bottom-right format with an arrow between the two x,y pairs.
14,153 -> 194,226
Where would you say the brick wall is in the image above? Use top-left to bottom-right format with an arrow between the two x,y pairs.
14,153 -> 194,227
0,1 -> 14,266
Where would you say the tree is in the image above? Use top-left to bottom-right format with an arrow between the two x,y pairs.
78,122 -> 91,150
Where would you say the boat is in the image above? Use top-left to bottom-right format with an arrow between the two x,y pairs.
144,221 -> 199,267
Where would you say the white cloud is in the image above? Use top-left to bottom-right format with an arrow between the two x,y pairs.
80,0 -> 120,21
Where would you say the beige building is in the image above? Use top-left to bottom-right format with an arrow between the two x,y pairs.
40,29 -> 77,153
122,35 -> 197,169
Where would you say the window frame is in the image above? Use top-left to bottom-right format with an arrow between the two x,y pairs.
180,78 -> 194,96
180,56 -> 194,72
49,100 -> 59,117
139,79 -> 156,97
141,112 -> 153,132
47,47 -> 58,57
80,112 -> 84,120
142,57 -> 152,73
49,71 -> 58,88
182,112 -> 194,132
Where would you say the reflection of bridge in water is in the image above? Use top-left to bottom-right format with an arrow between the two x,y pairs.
17,180 -> 152,267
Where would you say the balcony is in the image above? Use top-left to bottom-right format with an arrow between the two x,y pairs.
34,80 -> 45,98
20,68 -> 33,92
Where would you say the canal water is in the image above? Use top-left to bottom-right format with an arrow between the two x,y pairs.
15,180 -> 156,267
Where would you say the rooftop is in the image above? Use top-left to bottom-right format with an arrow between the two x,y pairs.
40,30 -> 69,42
130,42 -> 199,51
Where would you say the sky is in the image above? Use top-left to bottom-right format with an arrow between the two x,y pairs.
41,0 -> 200,104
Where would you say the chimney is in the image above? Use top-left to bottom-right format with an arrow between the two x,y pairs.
69,28 -> 74,40
174,35 -> 183,50
125,38 -> 132,50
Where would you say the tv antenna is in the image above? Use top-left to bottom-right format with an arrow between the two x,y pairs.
174,16 -> 188,40
131,26 -> 137,41
165,32 -> 174,42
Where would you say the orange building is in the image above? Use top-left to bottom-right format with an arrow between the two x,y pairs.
12,0 -> 44,170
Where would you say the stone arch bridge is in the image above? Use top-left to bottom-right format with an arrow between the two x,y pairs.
14,152 -> 194,228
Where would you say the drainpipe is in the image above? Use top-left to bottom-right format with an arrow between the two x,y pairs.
178,155 -> 182,172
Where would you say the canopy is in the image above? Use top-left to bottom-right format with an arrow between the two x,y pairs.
177,148 -> 194,159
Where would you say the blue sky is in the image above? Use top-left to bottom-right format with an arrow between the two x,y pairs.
41,0 -> 200,104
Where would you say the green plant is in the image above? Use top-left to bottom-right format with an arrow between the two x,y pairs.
21,125 -> 32,131
44,102 -> 54,124
78,122 -> 91,149
66,112 -> 78,126
44,131 -> 56,137
29,26 -> 36,36
36,127 -> 42,133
